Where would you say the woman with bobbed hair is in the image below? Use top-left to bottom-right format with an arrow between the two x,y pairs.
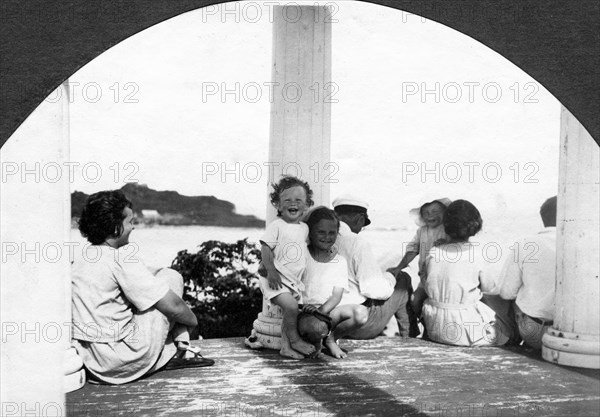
72,190 -> 213,385
421,200 -> 509,347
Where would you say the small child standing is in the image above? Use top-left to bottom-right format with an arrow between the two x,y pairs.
260,176 -> 316,359
389,198 -> 451,319
301,206 -> 365,359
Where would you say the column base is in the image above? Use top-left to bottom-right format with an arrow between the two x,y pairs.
542,328 -> 600,369
65,369 -> 86,393
244,303 -> 283,350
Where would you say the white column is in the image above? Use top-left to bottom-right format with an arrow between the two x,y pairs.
0,82 -> 79,416
248,5 -> 332,350
542,106 -> 600,369
266,5 -> 332,223
60,83 -> 86,392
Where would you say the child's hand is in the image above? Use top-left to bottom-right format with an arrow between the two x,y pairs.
302,304 -> 318,314
267,272 -> 283,290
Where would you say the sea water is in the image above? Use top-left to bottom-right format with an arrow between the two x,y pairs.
70,225 -> 413,268
70,224 -> 526,288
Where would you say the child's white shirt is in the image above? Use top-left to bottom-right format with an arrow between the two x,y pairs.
302,253 -> 349,306
260,218 -> 309,290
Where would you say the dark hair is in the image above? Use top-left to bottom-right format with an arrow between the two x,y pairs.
334,205 -> 362,217
540,196 -> 557,227
443,200 -> 482,241
270,175 -> 314,216
78,190 -> 132,245
305,206 -> 340,233
420,200 -> 447,217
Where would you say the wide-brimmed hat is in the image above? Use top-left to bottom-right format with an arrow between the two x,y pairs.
409,197 -> 452,227
332,194 -> 371,226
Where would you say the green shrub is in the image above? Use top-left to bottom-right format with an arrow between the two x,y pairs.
171,239 -> 263,339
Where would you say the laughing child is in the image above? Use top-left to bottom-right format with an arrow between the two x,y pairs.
260,176 -> 316,359
388,198 -> 451,319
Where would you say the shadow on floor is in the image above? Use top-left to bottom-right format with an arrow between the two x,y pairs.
269,356 -> 428,417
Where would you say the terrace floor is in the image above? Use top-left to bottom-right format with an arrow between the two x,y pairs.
67,337 -> 600,417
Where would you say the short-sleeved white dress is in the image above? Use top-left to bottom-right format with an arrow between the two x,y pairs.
71,245 -> 177,384
422,242 -> 508,347
259,218 -> 309,301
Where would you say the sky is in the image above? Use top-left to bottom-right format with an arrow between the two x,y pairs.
5,1 -> 562,233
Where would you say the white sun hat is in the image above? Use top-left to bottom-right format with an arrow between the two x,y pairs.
409,197 -> 453,227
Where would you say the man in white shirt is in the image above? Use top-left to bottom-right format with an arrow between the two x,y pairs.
499,196 -> 557,349
332,195 -> 416,339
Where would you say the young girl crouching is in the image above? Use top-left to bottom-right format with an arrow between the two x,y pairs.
301,206 -> 368,359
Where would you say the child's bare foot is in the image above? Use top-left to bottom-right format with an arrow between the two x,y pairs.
325,338 -> 347,359
279,330 -> 305,359
280,345 -> 305,359
289,338 -> 316,356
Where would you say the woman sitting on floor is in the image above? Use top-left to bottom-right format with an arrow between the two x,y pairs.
71,190 -> 213,385
421,200 -> 509,347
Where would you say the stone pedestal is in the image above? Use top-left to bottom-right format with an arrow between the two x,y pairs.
247,5 -> 332,350
250,304 -> 284,350
542,107 -> 600,369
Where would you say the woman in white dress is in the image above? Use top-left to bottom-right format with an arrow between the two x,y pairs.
421,200 -> 509,347
72,190 -> 213,384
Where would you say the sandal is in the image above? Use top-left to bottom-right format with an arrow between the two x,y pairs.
164,342 -> 215,370
163,354 -> 215,370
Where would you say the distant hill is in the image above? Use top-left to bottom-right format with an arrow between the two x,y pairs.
71,183 -> 265,228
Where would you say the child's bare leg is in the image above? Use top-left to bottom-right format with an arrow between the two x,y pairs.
279,321 -> 304,359
272,293 -> 315,357
325,305 -> 365,359
325,304 -> 346,358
